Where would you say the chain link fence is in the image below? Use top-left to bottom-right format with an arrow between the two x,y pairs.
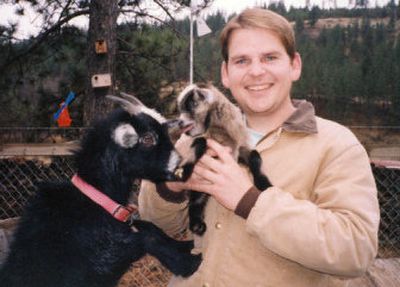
0,156 -> 75,219
0,152 -> 399,286
0,153 -> 172,286
371,162 -> 400,259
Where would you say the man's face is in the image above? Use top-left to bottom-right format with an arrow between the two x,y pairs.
221,28 -> 302,118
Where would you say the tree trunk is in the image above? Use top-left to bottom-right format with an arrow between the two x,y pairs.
84,0 -> 118,125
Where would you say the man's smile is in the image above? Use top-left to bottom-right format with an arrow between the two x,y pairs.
245,83 -> 273,92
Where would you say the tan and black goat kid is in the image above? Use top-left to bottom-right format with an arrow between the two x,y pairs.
176,83 -> 271,236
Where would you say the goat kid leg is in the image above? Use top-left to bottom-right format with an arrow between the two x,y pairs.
179,137 -> 207,181
189,192 -> 209,236
239,147 -> 272,190
131,220 -> 202,277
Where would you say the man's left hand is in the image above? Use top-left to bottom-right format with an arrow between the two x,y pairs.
190,139 -> 253,211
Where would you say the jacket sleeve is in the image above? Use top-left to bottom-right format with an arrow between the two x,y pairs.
138,180 -> 190,236
245,143 -> 380,277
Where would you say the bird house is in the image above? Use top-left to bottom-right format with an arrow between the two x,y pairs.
91,74 -> 112,88
95,40 -> 107,54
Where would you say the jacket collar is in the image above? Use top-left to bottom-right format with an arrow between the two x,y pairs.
71,174 -> 136,223
282,99 -> 318,134
252,100 -> 318,150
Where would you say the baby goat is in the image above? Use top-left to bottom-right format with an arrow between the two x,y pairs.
0,93 -> 201,287
176,83 -> 271,235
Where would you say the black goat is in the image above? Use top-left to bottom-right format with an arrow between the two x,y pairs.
0,93 -> 202,287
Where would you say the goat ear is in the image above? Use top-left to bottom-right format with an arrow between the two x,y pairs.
199,88 -> 214,103
113,124 -> 138,148
106,95 -> 142,115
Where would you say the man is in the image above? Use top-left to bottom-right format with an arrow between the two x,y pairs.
139,8 -> 380,287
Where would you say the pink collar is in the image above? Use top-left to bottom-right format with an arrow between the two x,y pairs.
71,174 -> 136,223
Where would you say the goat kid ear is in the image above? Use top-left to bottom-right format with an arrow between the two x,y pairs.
198,88 -> 214,104
193,86 -> 214,104
113,124 -> 138,148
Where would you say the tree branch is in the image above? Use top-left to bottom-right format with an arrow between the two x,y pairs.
1,8 -> 90,70
153,0 -> 177,22
119,9 -> 185,38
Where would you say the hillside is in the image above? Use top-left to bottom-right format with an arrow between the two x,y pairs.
0,8 -> 399,130
304,16 -> 400,38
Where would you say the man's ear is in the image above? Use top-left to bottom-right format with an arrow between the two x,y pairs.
291,52 -> 302,82
221,61 -> 230,89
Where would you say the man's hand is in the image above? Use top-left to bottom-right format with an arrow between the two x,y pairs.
165,135 -> 212,193
189,139 -> 253,211
164,173 -> 212,193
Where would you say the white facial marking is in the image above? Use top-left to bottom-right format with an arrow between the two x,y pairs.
113,124 -> 138,148
167,150 -> 181,172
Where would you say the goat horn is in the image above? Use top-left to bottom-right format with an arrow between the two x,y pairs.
106,95 -> 141,115
119,92 -> 145,107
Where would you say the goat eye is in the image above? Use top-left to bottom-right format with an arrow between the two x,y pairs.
190,101 -> 198,110
140,132 -> 157,147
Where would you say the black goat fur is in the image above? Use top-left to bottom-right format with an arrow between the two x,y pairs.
0,105 -> 201,287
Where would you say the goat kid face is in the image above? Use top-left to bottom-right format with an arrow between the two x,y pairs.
177,84 -> 215,137
108,94 -> 183,182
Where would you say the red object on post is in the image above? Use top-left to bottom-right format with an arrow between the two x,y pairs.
57,102 -> 72,127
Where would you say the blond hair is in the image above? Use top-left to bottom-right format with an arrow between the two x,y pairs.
220,8 -> 296,62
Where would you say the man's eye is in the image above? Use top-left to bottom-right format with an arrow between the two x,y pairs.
139,132 -> 157,147
264,55 -> 277,61
235,58 -> 248,65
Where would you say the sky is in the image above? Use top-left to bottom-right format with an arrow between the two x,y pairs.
0,0 -> 392,39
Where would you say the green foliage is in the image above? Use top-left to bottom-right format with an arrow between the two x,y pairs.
0,26 -> 86,126
116,23 -> 187,112
309,6 -> 321,27
0,4 -> 400,127
292,16 -> 400,123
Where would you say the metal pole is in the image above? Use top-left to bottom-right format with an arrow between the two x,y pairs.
189,10 -> 194,85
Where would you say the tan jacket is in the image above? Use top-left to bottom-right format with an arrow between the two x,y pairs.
139,100 -> 380,287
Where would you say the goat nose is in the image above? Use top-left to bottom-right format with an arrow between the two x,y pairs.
166,119 -> 184,143
166,119 -> 181,129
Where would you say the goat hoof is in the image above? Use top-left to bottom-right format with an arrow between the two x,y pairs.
190,222 -> 207,236
183,253 -> 202,277
255,175 -> 271,190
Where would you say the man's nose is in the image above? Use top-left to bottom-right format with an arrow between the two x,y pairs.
248,61 -> 267,77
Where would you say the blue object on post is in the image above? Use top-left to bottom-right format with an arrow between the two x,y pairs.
53,91 -> 76,121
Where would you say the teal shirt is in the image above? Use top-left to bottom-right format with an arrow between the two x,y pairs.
247,128 -> 264,148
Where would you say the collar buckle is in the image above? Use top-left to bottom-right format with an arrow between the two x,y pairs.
112,205 -> 136,222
